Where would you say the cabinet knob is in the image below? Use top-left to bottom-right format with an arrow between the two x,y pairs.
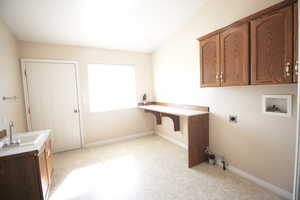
216,73 -> 220,81
284,62 -> 291,77
220,72 -> 224,83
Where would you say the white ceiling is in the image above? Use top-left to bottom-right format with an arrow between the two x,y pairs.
0,0 -> 207,52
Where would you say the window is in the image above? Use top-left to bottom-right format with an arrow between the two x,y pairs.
88,64 -> 137,112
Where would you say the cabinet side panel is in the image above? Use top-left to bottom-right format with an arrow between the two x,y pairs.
188,114 -> 209,168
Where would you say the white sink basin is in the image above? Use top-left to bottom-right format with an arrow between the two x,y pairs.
19,133 -> 43,146
2,133 -> 43,147
0,130 -> 51,157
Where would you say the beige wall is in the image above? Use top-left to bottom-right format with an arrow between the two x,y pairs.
152,0 -> 296,193
0,19 -> 26,132
18,41 -> 154,144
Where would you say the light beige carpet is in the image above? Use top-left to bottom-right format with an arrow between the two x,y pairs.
49,135 -> 282,200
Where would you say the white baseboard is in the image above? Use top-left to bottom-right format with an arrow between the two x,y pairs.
157,133 -> 188,149
216,160 -> 292,200
84,131 -> 154,148
158,134 -> 292,199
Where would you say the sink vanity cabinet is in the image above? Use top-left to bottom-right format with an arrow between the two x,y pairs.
0,134 -> 53,200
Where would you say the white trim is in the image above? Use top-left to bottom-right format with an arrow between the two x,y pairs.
84,131 -> 154,148
73,60 -> 85,149
21,60 -> 32,131
21,58 -> 78,64
293,71 -> 300,200
293,4 -> 300,199
20,58 -> 85,149
215,160 -> 292,200
157,133 -> 188,149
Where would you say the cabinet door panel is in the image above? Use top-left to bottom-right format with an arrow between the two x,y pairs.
251,6 -> 293,84
200,34 -> 220,87
0,155 -> 41,200
220,23 -> 249,86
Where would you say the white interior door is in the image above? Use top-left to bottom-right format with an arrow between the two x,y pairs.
23,61 -> 82,153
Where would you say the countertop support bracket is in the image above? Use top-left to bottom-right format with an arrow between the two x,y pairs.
144,110 -> 180,131
145,110 -> 162,125
161,113 -> 180,131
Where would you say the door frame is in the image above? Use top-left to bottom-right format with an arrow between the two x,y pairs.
293,3 -> 300,199
20,58 -> 85,149
294,75 -> 300,199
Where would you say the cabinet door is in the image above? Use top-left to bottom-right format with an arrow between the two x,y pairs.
220,23 -> 249,86
294,2 -> 298,83
251,6 -> 293,84
0,155 -> 41,200
200,34 -> 220,87
38,151 -> 49,199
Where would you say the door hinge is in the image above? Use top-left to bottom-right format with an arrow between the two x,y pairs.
24,69 -> 27,77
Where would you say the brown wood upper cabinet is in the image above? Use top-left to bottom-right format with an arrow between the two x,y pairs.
198,1 -> 298,87
220,23 -> 249,86
251,5 -> 293,84
200,34 -> 220,87
200,23 -> 249,87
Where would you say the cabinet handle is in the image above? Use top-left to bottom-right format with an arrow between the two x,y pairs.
295,61 -> 298,76
285,62 -> 291,77
220,72 -> 224,83
216,73 -> 220,82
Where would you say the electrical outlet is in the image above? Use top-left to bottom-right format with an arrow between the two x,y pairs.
229,115 -> 237,123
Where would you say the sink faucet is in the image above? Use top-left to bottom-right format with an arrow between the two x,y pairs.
3,120 -> 20,146
9,121 -> 14,144
2,120 -> 20,148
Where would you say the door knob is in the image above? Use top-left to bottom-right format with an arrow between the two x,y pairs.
74,109 -> 79,113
